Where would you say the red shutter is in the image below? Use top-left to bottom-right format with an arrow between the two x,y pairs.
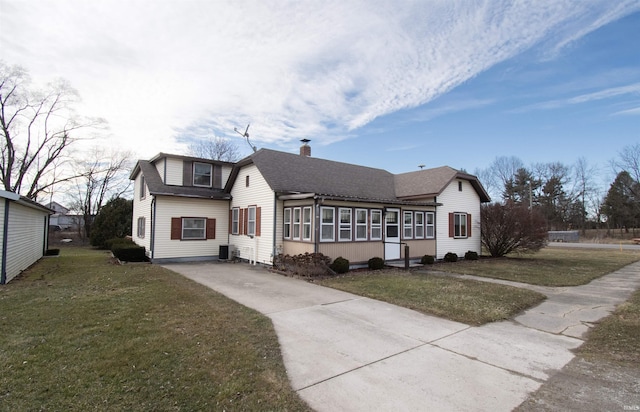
467,214 -> 472,237
229,209 -> 233,234
448,213 -> 454,237
239,208 -> 244,235
206,218 -> 216,239
171,217 -> 182,240
256,207 -> 261,237
243,208 -> 249,235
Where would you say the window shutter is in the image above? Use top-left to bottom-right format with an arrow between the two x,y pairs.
448,213 -> 454,237
256,207 -> 261,236
183,161 -> 193,186
229,209 -> 233,234
206,218 -> 216,239
467,214 -> 472,237
243,208 -> 249,235
171,218 -> 182,240
239,208 -> 245,235
214,165 -> 222,188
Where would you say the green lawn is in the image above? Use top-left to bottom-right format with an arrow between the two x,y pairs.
0,247 -> 310,411
318,270 -> 546,326
428,247 -> 640,286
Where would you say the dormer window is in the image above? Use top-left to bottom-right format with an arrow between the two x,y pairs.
193,162 -> 212,187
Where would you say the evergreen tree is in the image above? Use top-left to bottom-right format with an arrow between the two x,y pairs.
90,197 -> 133,247
602,171 -> 640,233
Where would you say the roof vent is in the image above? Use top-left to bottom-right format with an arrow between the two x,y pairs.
300,139 -> 311,157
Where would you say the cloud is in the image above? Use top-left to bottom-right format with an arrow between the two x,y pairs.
513,82 -> 640,111
613,107 -> 640,116
2,0 -> 639,157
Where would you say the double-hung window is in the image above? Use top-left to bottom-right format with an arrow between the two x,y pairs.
370,209 -> 382,240
426,212 -> 435,238
403,211 -> 413,239
139,176 -> 146,199
182,218 -> 206,239
292,208 -> 301,240
137,217 -> 145,238
454,212 -> 467,238
339,208 -> 352,241
320,207 -> 335,242
302,207 -> 312,241
231,208 -> 240,235
283,208 -> 291,239
247,206 -> 256,236
193,162 -> 212,187
414,212 -> 424,238
355,209 -> 367,241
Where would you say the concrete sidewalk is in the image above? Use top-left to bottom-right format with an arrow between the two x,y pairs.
163,261 -> 640,411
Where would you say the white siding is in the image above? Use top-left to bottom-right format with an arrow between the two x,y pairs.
221,165 -> 233,188
229,164 -> 275,265
2,201 -> 48,283
164,157 -> 183,185
154,158 -> 166,183
435,179 -> 482,259
131,173 -> 152,254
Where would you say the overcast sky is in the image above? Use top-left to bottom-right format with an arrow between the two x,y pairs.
1,0 -> 639,183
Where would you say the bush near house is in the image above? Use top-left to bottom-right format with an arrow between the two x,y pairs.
330,257 -> 350,274
273,253 -> 333,277
421,255 -> 435,265
368,257 -> 385,270
444,252 -> 458,262
464,251 -> 479,260
112,244 -> 147,262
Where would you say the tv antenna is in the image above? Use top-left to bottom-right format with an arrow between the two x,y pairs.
234,123 -> 256,153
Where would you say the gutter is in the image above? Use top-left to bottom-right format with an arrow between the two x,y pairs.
1,198 -> 9,284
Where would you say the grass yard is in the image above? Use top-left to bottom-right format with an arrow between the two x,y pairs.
318,270 -> 546,326
0,247 -> 310,411
429,247 -> 640,286
578,287 -> 640,365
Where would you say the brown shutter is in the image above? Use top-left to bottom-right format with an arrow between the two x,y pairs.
214,165 -> 222,188
243,208 -> 249,235
229,209 -> 233,234
206,218 -> 216,239
256,207 -> 261,236
239,208 -> 245,235
448,213 -> 454,237
183,161 -> 193,186
171,217 -> 182,240
467,214 -> 472,237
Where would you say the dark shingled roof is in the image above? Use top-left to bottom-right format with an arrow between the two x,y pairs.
133,160 -> 230,200
394,166 -> 491,202
249,149 -> 398,201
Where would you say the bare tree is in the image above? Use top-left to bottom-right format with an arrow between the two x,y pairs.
614,143 -> 640,184
65,147 -> 133,239
188,136 -> 240,162
477,156 -> 524,200
572,157 -> 598,232
0,61 -> 104,200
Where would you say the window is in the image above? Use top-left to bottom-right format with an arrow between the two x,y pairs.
246,175 -> 250,187
414,212 -> 424,239
355,209 -> 367,241
426,212 -> 435,238
458,181 -> 463,191
454,212 -> 467,238
247,206 -> 256,236
139,176 -> 146,199
292,207 -> 301,240
231,208 -> 240,235
320,207 -> 335,242
303,207 -> 312,241
183,218 -> 206,239
370,209 -> 382,240
137,217 -> 145,238
339,208 -> 352,241
193,162 -> 212,187
403,211 -> 413,239
283,208 -> 291,239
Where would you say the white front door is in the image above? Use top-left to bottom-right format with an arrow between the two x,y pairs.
384,208 -> 400,260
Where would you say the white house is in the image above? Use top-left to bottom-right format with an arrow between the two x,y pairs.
1,191 -> 53,284
130,143 -> 490,265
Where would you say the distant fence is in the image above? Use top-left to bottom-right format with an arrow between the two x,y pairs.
548,230 -> 579,242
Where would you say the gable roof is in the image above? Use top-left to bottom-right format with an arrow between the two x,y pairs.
395,166 -> 491,202
0,190 -> 54,214
132,160 -> 230,200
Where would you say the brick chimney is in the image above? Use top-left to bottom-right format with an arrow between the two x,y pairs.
300,139 -> 311,156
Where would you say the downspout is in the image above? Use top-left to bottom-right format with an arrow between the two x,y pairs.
1,199 -> 10,284
43,215 -> 49,255
433,196 -> 437,259
150,196 -> 156,260
272,192 -> 277,262
314,197 -> 320,254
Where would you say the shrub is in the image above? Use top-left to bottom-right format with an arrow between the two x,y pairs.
444,252 -> 458,262
112,244 -> 147,262
420,255 -> 435,265
273,253 -> 332,277
330,257 -> 350,274
90,198 -> 133,248
105,237 -> 134,250
481,202 -> 548,257
464,250 -> 479,260
368,257 -> 385,270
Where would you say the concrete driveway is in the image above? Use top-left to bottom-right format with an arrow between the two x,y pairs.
163,260 -> 640,411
